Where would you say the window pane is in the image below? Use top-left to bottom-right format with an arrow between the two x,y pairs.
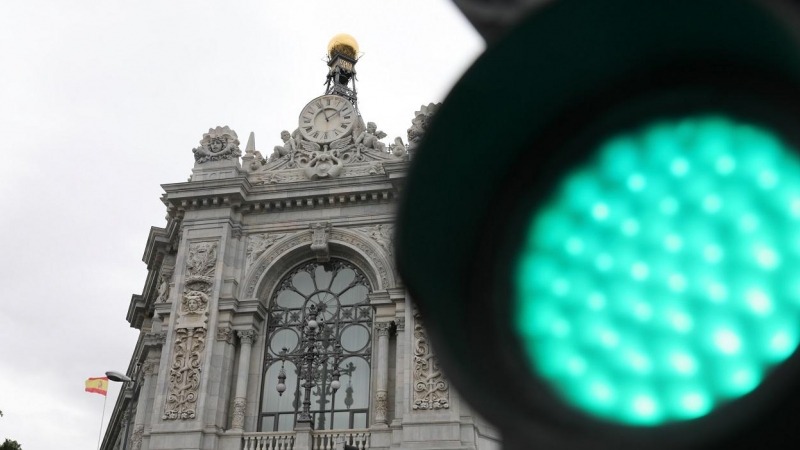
314,265 -> 333,290
292,271 -> 315,295
353,412 -> 367,429
332,411 -> 350,430
260,415 -> 275,432
339,285 -> 368,305
276,289 -> 305,308
340,324 -> 370,353
269,328 -> 300,355
262,361 -> 299,413
334,357 -> 370,410
331,268 -> 355,294
277,413 -> 295,431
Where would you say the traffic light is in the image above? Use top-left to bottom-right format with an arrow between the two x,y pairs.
397,0 -> 800,448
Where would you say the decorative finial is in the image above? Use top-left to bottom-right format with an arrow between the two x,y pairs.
327,34 -> 359,59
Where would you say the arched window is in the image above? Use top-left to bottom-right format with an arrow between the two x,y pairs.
259,259 -> 373,431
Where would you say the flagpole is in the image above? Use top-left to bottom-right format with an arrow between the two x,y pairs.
96,393 -> 108,450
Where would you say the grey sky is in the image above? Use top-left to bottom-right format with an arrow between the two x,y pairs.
0,1 -> 483,448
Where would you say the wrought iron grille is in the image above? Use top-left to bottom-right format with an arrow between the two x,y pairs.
259,259 -> 373,431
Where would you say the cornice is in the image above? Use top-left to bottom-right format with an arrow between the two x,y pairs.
160,166 -> 407,217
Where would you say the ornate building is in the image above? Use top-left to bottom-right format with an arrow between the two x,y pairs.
101,35 -> 500,450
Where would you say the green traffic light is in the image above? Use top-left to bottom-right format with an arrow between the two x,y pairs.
514,115 -> 800,426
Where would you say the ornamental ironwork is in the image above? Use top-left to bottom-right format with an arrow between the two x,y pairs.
259,259 -> 373,431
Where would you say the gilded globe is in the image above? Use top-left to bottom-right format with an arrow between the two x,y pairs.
327,33 -> 359,59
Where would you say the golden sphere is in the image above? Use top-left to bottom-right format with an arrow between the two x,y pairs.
327,33 -> 359,59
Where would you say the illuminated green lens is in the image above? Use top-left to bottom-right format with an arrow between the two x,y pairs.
514,115 -> 800,426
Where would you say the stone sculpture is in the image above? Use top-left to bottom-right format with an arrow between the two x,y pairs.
355,122 -> 387,152
192,126 -> 242,163
271,130 -> 297,162
390,137 -> 406,159
407,103 -> 441,155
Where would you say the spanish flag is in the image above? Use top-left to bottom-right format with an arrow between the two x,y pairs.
85,377 -> 109,396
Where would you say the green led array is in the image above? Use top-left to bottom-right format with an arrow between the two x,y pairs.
514,115 -> 800,426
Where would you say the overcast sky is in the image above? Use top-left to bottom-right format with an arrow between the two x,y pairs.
0,1 -> 483,448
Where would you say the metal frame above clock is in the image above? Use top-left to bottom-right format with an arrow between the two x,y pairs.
299,95 -> 356,144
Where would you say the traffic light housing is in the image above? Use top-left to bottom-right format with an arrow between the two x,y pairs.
397,0 -> 800,448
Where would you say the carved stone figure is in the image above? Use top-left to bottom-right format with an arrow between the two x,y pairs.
271,130 -> 297,162
192,126 -> 242,163
355,122 -> 387,152
181,291 -> 209,316
407,103 -> 440,155
390,137 -> 406,159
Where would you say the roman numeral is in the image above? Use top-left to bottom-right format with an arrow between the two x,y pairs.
323,132 -> 329,139
326,98 -> 331,105
315,101 -> 323,108
303,118 -> 311,123
313,131 -> 320,138
304,126 -> 313,132
340,124 -> 348,129
343,115 -> 351,119
333,129 -> 340,136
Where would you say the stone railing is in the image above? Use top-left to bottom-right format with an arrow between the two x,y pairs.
242,429 -> 369,450
311,429 -> 370,450
243,431 -> 296,450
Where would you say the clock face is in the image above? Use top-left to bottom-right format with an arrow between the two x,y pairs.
298,95 -> 356,144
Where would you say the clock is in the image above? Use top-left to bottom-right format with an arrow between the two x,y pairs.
298,95 -> 356,144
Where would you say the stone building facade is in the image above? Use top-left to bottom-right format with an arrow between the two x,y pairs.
100,40 -> 500,450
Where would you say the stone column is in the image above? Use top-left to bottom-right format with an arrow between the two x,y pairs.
392,316 -> 405,426
130,357 -> 159,450
374,321 -> 392,426
231,328 -> 257,431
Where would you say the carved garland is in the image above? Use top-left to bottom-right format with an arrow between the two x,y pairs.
163,241 -> 217,420
412,314 -> 450,410
244,228 -> 395,298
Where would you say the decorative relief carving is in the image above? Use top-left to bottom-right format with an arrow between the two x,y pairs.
245,232 -> 313,297
163,327 -> 207,420
231,397 -> 246,429
130,424 -> 144,450
192,126 -> 242,163
375,322 -> 391,337
375,390 -> 389,423
186,242 -> 217,283
310,222 -> 332,262
329,229 -> 391,289
164,241 -> 217,420
246,233 -> 287,270
216,326 -> 233,344
237,329 -> 257,345
243,227 -> 395,299
156,255 -> 175,303
142,357 -> 160,376
351,224 -> 394,260
407,103 -> 441,155
412,314 -> 449,410
395,317 -> 405,332
342,162 -> 385,177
